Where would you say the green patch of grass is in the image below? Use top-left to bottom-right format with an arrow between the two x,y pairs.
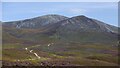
3,49 -> 35,61
71,57 -> 118,66
29,57 -> 50,65
3,43 -> 21,49
86,54 -> 118,64
82,44 -> 117,51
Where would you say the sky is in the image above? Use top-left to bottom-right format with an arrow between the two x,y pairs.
1,0 -> 119,2
2,2 -> 118,26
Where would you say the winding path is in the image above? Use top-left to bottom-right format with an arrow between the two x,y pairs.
24,48 -> 41,59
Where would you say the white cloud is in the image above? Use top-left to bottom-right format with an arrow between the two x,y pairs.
69,8 -> 87,14
88,3 -> 118,9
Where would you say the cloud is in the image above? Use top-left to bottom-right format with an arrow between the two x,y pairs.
88,3 -> 118,9
68,8 -> 87,14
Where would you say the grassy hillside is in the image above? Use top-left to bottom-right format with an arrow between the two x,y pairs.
2,24 -> 119,66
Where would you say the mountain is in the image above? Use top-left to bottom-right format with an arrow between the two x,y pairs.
2,14 -> 118,43
2,14 -> 119,66
45,15 -> 118,43
3,14 -> 68,29
3,14 -> 118,32
46,15 -> 118,33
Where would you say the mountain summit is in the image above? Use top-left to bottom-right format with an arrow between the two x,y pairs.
3,14 -> 68,29
55,15 -> 118,33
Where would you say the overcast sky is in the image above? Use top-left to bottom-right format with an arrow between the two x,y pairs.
2,2 -> 118,26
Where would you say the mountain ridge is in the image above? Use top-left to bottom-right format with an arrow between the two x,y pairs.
2,14 -> 119,43
3,14 -> 118,33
